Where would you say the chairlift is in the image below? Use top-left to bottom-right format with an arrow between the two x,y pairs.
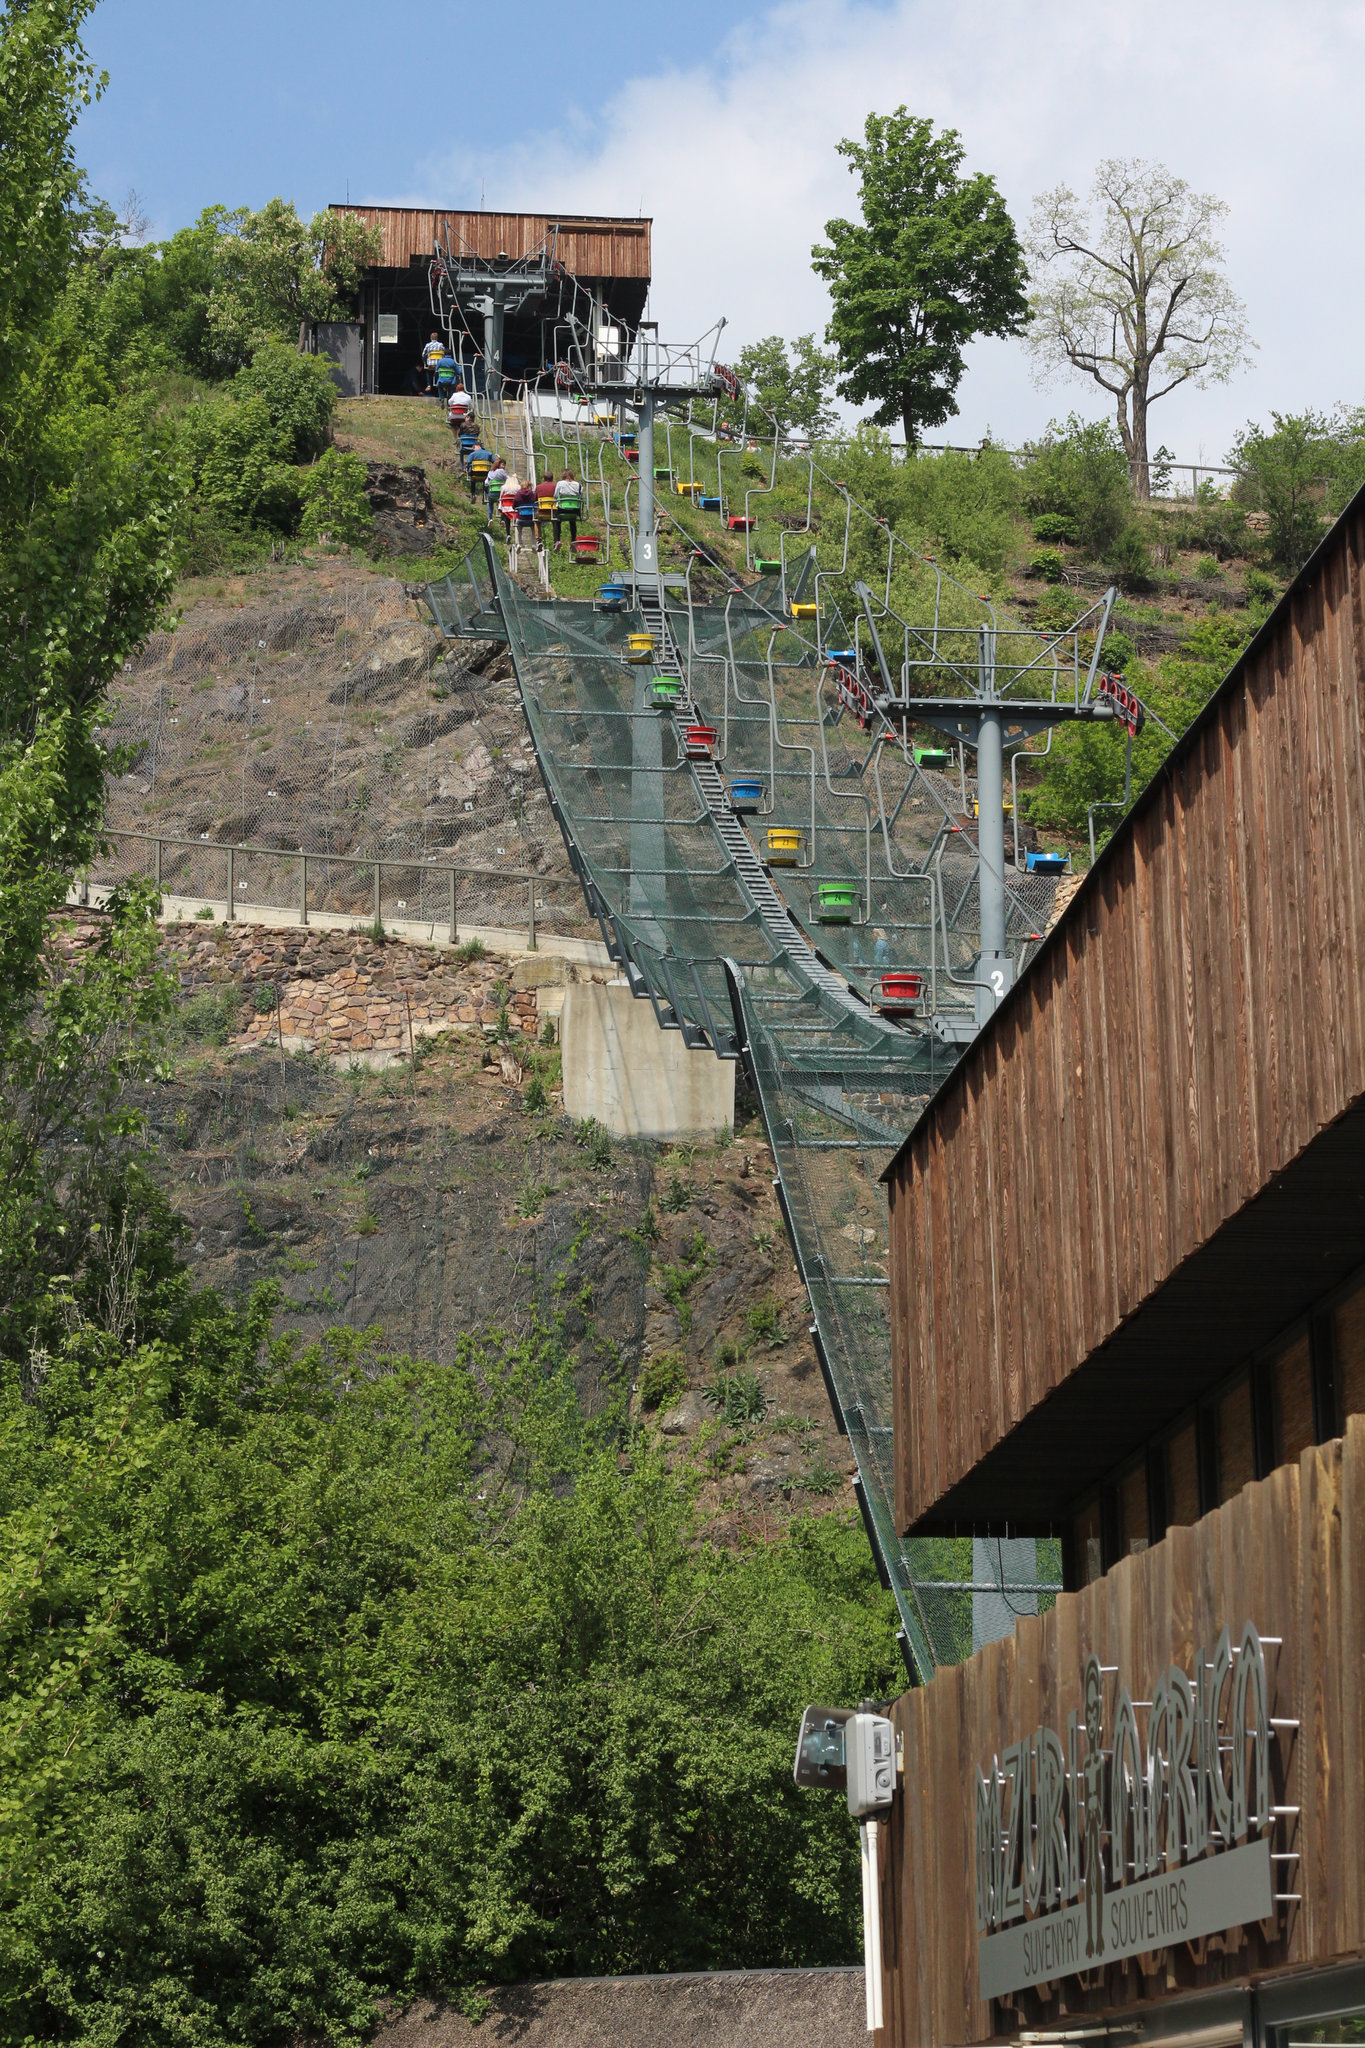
729,777 -> 765,813
790,601 -> 817,619
570,535 -> 601,562
727,515 -> 754,531
675,480 -> 701,497
699,495 -> 723,512
654,467 -> 674,482
825,648 -> 857,664
683,722 -> 718,757
754,559 -> 782,574
627,632 -> 654,662
651,677 -> 683,707
913,746 -> 951,771
598,582 -> 629,611
816,881 -> 859,925
766,826 -> 803,867
876,971 -> 924,1011
1025,851 -> 1070,875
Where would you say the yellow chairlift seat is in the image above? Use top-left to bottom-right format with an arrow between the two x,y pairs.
626,633 -> 654,663
766,826 -> 803,868
789,602 -> 818,620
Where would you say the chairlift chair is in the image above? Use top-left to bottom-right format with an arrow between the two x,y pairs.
727,515 -> 754,531
570,535 -> 601,562
816,882 -> 859,925
699,495 -> 723,512
651,677 -> 683,707
1025,851 -> 1069,875
876,971 -> 924,1013
729,777 -> 765,814
627,633 -> 654,662
766,826 -> 804,867
683,722 -> 718,758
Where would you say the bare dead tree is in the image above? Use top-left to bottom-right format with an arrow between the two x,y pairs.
1026,158 -> 1254,496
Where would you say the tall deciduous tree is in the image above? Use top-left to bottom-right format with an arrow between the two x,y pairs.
736,333 -> 839,441
812,111 -> 1029,447
206,199 -> 380,369
1026,159 -> 1253,496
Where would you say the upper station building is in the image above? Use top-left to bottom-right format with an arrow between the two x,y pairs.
875,490 -> 1365,2048
319,204 -> 651,395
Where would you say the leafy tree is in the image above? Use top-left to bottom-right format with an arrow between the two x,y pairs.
1023,612 -> 1248,839
1026,159 -> 1254,497
1228,409 -> 1365,574
300,447 -> 373,546
812,110 -> 1029,446
0,1308 -> 899,2043
1022,415 -> 1135,559
207,199 -> 381,369
737,332 -> 839,441
232,342 -> 337,461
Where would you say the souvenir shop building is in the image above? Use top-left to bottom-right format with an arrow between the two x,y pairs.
877,489 -> 1365,2048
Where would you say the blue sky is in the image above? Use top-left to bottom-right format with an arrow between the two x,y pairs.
75,0 -> 1365,461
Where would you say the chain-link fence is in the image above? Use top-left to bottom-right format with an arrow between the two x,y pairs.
93,577 -> 593,939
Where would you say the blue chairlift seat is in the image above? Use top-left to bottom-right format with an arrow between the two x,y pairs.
729,778 -> 765,812
598,582 -> 629,610
825,648 -> 857,664
699,495 -> 722,511
1025,851 -> 1069,875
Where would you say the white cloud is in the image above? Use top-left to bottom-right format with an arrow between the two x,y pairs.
413,0 -> 1365,463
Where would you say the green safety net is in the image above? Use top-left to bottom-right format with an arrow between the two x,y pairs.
423,540 -> 1062,1676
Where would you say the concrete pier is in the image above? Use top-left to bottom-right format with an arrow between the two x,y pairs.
562,980 -> 735,1140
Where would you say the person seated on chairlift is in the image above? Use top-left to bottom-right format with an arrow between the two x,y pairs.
446,381 -> 473,430
511,477 -> 537,537
485,458 -> 508,525
435,351 -> 458,401
552,467 -> 582,551
422,332 -> 445,393
498,470 -> 522,537
534,471 -> 557,548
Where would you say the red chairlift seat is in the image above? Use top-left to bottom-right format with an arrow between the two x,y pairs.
830,663 -> 874,731
683,723 -> 718,757
570,535 -> 601,561
727,515 -> 754,531
878,972 -> 924,1009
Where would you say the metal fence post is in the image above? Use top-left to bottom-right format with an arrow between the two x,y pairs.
449,867 -> 457,944
154,837 -> 162,890
373,862 -> 381,928
226,843 -> 234,922
527,877 -> 537,951
300,852 -> 308,927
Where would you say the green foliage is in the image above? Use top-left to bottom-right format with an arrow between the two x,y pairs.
661,1171 -> 691,1214
1024,611 -> 1249,839
1022,415 -> 1135,559
206,198 -> 381,370
452,937 -> 484,963
1029,548 -> 1065,583
299,446 -> 372,546
812,109 -> 1029,445
233,343 -> 337,462
746,1297 -> 784,1348
705,1367 -> 768,1427
638,1350 -> 688,1412
176,984 -> 243,1046
736,333 -> 839,441
573,1117 -> 613,1170
1031,511 -> 1076,544
831,429 -> 1022,580
1229,409 -> 1365,574
1194,554 -> 1221,581
522,1072 -> 548,1114
1244,566 -> 1277,606
0,1308 -> 898,2041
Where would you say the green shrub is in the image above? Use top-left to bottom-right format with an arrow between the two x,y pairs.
1244,566 -> 1278,605
179,391 -> 301,532
254,983 -> 275,1014
452,937 -> 485,963
705,1368 -> 768,1427
1023,416 -> 1134,560
1103,522 -> 1155,590
746,1297 -> 783,1348
177,985 -> 242,1046
299,447 -> 372,547
232,343 -> 337,461
1194,554 -> 1222,581
1100,630 -> 1136,671
661,1171 -> 690,1214
1031,511 -> 1076,544
574,1117 -> 613,1170
639,1351 -> 688,1411
1029,548 -> 1065,584
522,1073 -> 547,1114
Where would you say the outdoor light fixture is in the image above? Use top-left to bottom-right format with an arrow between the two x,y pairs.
795,1704 -> 897,2031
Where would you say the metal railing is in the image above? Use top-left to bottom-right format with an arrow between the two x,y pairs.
85,829 -> 592,950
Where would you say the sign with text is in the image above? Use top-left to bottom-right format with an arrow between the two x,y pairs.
974,1624 -> 1276,2001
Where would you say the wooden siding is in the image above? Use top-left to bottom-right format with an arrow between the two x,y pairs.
889,493 -> 1365,1532
880,1417 -> 1365,2048
329,206 -> 651,279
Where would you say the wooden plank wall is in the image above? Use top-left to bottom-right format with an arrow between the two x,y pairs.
329,206 -> 652,278
879,1416 -> 1365,2048
889,497 -> 1365,1530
